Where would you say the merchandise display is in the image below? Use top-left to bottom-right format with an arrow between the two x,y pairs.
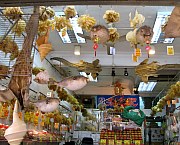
0,2 -> 179,145
100,129 -> 143,145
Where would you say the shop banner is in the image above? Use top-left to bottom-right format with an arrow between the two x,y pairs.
97,95 -> 140,109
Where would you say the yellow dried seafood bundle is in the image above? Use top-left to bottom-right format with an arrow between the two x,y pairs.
0,36 -> 19,60
38,19 -> 52,35
3,7 -> 23,20
151,81 -> 180,114
166,81 -> 180,100
108,27 -> 120,42
39,6 -> 55,21
77,15 -> 96,32
129,10 -> 145,29
61,27 -> 67,37
0,65 -> 9,80
11,19 -> 26,37
64,6 -> 76,19
54,16 -> 72,31
103,10 -> 120,24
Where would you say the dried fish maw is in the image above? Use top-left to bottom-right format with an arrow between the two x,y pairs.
38,43 -> 52,61
164,6 -> 180,38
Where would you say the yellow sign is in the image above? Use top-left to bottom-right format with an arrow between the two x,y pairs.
167,46 -> 174,55
132,54 -> 138,62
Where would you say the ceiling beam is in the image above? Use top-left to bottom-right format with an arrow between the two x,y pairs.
0,0 -> 179,7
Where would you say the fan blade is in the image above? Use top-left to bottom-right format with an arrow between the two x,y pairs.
77,33 -> 91,40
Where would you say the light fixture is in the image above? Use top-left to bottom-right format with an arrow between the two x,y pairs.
149,45 -> 156,55
124,68 -> 128,76
138,82 -> 157,92
151,11 -> 174,44
74,45 -> 81,55
55,12 -> 86,44
79,72 -> 97,82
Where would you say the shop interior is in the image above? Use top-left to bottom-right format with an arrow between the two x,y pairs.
0,1 -> 179,145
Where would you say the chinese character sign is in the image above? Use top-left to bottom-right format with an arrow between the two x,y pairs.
97,95 -> 140,109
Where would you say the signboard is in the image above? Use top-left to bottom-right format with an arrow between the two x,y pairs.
167,46 -> 174,55
97,95 -> 140,109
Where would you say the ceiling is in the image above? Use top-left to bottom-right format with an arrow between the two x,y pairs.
0,2 -> 180,100
46,5 -> 180,98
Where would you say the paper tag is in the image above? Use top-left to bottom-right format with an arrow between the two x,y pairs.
167,46 -> 174,55
47,92 -> 52,97
132,54 -> 138,62
134,48 -> 141,57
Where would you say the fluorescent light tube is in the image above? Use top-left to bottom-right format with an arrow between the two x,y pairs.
151,12 -> 174,44
138,82 -> 157,92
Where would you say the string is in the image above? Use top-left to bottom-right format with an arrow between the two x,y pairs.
86,5 -> 88,15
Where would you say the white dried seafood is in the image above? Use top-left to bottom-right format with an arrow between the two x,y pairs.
129,10 -> 145,29
4,100 -> 27,145
126,29 -> 137,47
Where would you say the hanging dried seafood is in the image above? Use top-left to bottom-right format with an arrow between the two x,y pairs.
50,57 -> 102,79
0,65 -> 9,80
129,10 -> 145,29
108,27 -> 120,42
38,19 -> 53,35
0,36 -> 19,60
163,6 -> 180,38
36,28 -> 52,61
2,7 -> 23,20
4,100 -> 27,145
77,15 -> 96,32
126,25 -> 153,48
33,70 -> 50,84
39,6 -> 55,21
151,81 -> 180,114
32,67 -> 45,76
11,19 -> 26,37
31,97 -> 60,113
54,16 -> 72,31
135,59 -> 160,83
64,6 -> 77,19
126,29 -> 138,47
103,10 -> 120,24
90,25 -> 110,44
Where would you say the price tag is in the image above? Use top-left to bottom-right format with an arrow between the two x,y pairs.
132,54 -> 138,62
47,92 -> 52,97
134,48 -> 141,57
